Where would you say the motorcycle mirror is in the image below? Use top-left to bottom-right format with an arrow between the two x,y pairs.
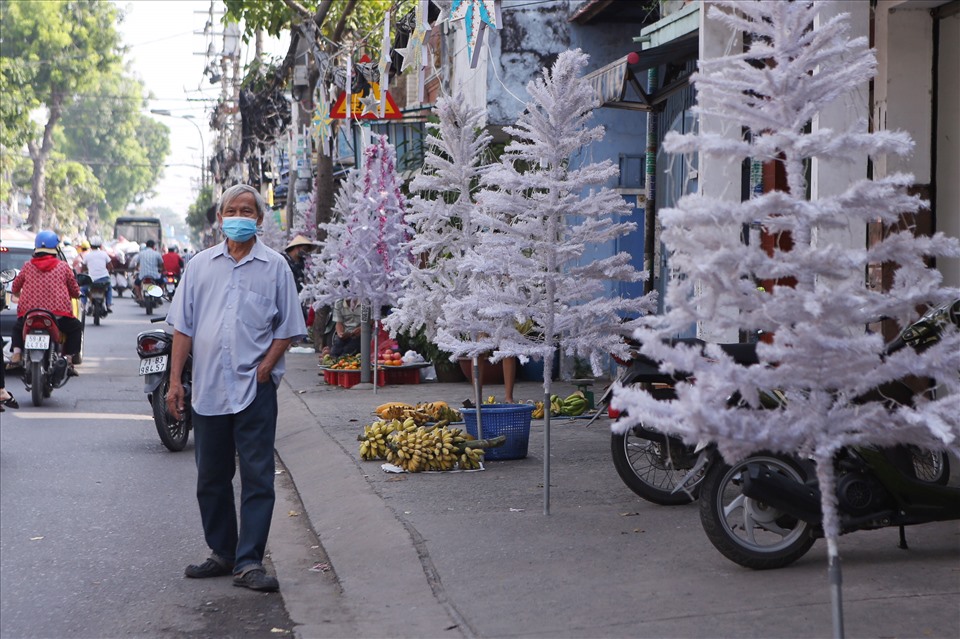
145,285 -> 164,298
0,268 -> 18,284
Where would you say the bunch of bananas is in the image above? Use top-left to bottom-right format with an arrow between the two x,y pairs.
399,407 -> 432,426
531,401 -> 545,419
357,419 -> 399,460
414,401 -> 461,423
372,402 -> 432,425
374,402 -> 414,420
550,394 -> 564,415
559,391 -> 588,416
545,392 -> 589,416
458,446 -> 484,470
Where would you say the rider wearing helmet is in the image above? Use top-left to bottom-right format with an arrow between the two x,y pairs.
81,236 -> 113,313
72,239 -> 91,274
6,231 -> 83,374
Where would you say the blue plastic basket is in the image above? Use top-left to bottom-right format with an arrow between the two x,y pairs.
460,404 -> 534,461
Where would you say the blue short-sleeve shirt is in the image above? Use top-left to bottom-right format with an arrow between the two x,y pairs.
167,239 -> 307,416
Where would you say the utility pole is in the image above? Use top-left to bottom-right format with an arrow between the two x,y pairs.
150,110 -> 206,191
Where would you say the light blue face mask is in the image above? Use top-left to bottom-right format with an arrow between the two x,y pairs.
221,217 -> 258,242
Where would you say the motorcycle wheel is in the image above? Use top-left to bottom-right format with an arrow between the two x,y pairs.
93,305 -> 101,326
30,361 -> 44,407
908,446 -> 950,485
611,427 -> 700,505
145,297 -> 154,316
151,377 -> 190,452
699,454 -> 816,570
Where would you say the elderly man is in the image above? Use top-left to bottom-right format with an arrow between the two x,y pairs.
166,184 -> 306,592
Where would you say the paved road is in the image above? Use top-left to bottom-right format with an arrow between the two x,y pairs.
0,296 -> 305,639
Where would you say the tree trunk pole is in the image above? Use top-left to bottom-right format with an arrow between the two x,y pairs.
27,95 -> 63,231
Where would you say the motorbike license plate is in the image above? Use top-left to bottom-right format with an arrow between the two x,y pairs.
24,334 -> 50,350
139,355 -> 168,376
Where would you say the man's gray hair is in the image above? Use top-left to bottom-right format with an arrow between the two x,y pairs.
219,184 -> 267,219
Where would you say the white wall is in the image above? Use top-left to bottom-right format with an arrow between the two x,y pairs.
811,1 -> 870,273
696,1 -> 742,342
936,10 -> 959,289
874,2 -> 934,182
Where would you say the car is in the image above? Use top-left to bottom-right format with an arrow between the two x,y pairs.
1,235 -> 86,363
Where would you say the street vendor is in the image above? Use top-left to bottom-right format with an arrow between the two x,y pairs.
331,298 -> 363,357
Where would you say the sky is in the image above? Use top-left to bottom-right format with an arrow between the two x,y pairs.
114,1 -> 288,217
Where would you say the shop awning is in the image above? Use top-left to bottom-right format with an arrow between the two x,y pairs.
585,31 -> 699,112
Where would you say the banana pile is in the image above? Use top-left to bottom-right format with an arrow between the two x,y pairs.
415,401 -> 462,423
374,401 -> 462,424
549,391 -> 589,417
357,417 -> 504,472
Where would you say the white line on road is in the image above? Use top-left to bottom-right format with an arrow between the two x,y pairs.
9,412 -> 154,421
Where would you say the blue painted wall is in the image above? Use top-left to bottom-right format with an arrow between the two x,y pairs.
483,1 -> 650,308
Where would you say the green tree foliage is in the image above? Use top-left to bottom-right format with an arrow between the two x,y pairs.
186,184 -> 215,239
0,0 -> 122,231
58,72 -> 169,221
42,155 -> 105,236
223,0 -> 400,41
0,54 -> 37,203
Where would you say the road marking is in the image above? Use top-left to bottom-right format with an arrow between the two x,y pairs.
9,412 -> 154,421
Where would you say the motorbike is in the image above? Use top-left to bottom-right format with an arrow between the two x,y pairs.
112,269 -> 131,298
698,299 -> 959,570
137,316 -> 192,451
76,273 -> 109,326
162,271 -> 179,301
19,308 -> 74,406
606,337 -> 760,505
139,277 -> 163,315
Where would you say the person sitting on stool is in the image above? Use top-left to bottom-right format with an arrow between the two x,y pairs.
331,299 -> 363,357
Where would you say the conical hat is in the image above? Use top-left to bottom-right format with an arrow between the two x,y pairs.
284,235 -> 317,252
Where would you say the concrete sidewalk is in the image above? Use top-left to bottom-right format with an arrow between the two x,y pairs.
271,351 -> 960,639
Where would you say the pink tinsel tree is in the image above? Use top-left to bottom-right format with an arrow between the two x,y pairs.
302,134 -> 412,319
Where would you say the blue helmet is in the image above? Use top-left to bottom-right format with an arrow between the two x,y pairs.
35,230 -> 60,251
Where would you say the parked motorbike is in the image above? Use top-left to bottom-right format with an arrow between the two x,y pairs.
76,273 -> 109,326
137,316 -> 192,451
19,308 -> 74,406
607,338 -> 760,505
698,299 -> 959,570
162,271 -> 179,301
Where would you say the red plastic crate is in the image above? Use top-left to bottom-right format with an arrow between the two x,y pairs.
385,367 -> 420,385
338,369 -> 386,388
322,369 -> 337,385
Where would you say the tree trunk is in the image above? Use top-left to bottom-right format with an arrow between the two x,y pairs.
27,93 -> 64,232
315,144 -> 335,234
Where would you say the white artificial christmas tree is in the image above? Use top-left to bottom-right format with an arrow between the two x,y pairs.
383,94 -> 493,346
258,208 -> 287,253
302,134 -> 412,320
435,49 -> 656,513
611,2 -> 959,635
302,166 -> 360,312
291,186 -> 317,239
